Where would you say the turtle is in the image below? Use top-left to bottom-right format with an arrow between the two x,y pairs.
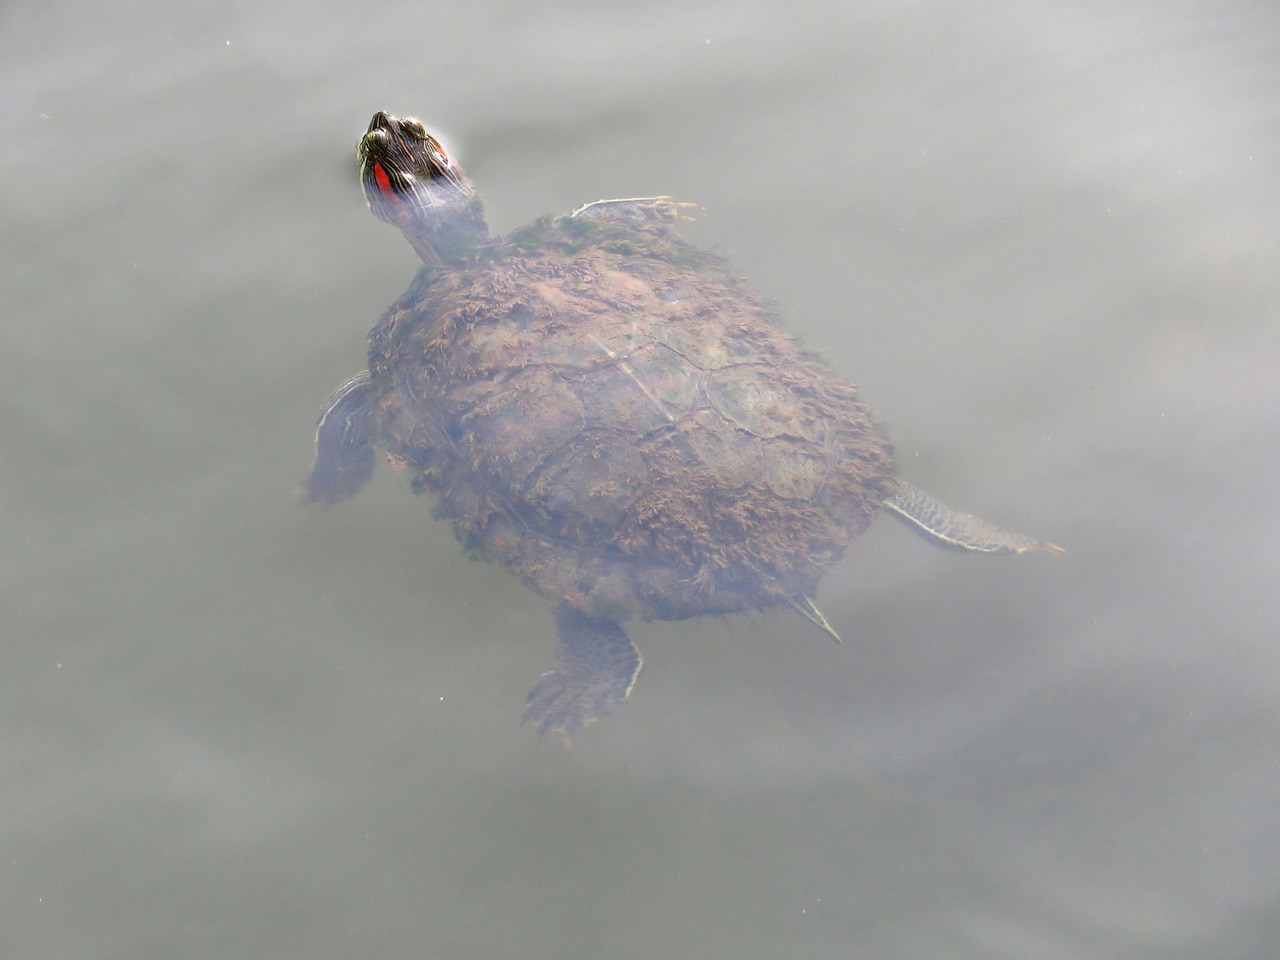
303,111 -> 1060,735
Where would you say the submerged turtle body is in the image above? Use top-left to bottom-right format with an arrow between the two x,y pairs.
366,212 -> 895,625
305,112 -> 1057,735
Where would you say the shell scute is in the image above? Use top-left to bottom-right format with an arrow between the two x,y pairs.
454,379 -> 585,488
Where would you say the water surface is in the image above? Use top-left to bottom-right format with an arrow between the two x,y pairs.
3,1 -> 1279,957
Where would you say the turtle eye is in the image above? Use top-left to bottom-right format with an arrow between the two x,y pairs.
402,118 -> 427,139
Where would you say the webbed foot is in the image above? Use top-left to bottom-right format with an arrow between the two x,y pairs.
300,371 -> 378,505
884,480 -> 1063,554
523,607 -> 643,735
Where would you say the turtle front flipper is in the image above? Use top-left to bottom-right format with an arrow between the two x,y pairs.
523,607 -> 644,735
884,480 -> 1063,554
569,196 -> 701,225
301,371 -> 379,505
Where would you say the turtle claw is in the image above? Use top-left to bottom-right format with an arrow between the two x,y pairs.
522,608 -> 643,735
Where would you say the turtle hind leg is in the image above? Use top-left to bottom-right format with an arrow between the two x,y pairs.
523,607 -> 643,736
884,480 -> 1064,555
300,371 -> 378,505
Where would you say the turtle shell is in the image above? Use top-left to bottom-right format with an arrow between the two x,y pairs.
366,215 -> 896,623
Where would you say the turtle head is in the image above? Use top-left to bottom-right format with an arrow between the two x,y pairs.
358,111 -> 488,266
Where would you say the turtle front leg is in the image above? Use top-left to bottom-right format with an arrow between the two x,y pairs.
300,371 -> 378,505
523,606 -> 644,735
570,196 -> 701,225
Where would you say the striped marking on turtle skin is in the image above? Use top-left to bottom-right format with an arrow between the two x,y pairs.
885,480 -> 1063,555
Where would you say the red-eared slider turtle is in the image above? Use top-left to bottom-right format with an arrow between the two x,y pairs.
304,111 -> 1059,735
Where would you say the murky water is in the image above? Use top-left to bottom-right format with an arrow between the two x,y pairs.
4,1 -> 1280,957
